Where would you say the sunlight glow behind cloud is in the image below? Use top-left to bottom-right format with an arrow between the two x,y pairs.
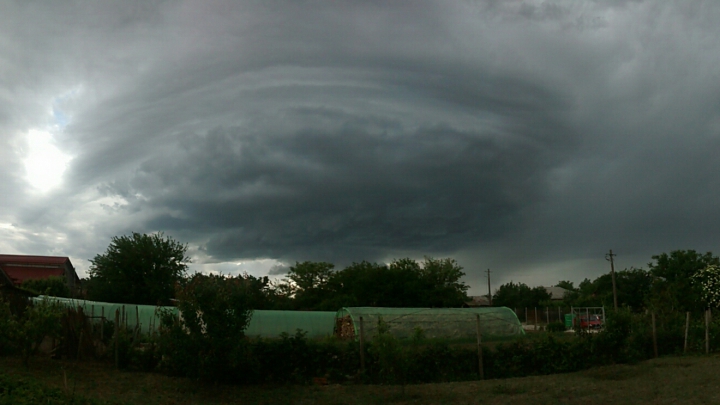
24,129 -> 72,192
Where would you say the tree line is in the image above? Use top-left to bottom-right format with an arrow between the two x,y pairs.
26,232 -> 720,314
493,249 -> 720,313
79,233 -> 470,310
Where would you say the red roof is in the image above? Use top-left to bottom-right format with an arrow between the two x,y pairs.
2,266 -> 65,285
0,255 -> 71,266
0,254 -> 78,286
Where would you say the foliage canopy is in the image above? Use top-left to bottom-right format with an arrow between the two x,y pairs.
278,257 -> 468,310
87,232 -> 189,305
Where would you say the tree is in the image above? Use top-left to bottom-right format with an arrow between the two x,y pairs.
647,250 -> 719,312
556,280 -> 575,291
691,264 -> 720,309
492,282 -> 550,309
417,257 -> 468,307
283,261 -> 336,310
87,232 -> 189,305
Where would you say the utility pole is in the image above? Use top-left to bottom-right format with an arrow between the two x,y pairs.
605,249 -> 618,311
486,269 -> 492,306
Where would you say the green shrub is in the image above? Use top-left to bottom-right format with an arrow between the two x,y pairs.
157,273 -> 253,381
21,276 -> 71,298
9,298 -> 65,366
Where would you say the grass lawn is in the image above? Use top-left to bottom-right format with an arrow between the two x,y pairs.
3,354 -> 720,405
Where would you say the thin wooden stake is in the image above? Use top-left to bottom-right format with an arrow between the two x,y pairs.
534,307 -> 538,331
706,309 -> 710,355
114,309 -> 120,369
77,330 -> 83,361
476,314 -> 484,380
684,312 -> 690,354
101,307 -> 105,341
546,307 -> 549,327
136,306 -> 140,332
359,316 -> 366,377
652,311 -> 658,358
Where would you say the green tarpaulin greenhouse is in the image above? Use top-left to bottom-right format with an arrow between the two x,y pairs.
336,307 -> 525,340
34,296 -> 174,334
33,296 -> 336,338
245,310 -> 336,338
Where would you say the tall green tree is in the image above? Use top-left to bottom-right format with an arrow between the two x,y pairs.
493,282 -> 550,309
284,261 -> 336,310
87,232 -> 189,305
646,250 -> 719,312
417,257 -> 468,307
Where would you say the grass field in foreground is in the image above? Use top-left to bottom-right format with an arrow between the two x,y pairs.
2,355 -> 720,405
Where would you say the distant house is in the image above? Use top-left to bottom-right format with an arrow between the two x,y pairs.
544,286 -> 569,301
463,295 -> 491,307
0,254 -> 80,291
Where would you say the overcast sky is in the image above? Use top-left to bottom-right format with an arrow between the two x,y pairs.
2,0 -> 720,295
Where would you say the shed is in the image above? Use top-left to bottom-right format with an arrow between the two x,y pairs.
544,286 -> 569,301
336,307 -> 525,340
0,255 -> 80,291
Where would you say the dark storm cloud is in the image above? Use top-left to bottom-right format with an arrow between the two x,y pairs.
131,106 -> 573,264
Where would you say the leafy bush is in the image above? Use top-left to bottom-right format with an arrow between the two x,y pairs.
2,298 -> 65,366
157,273 -> 253,381
21,276 -> 70,298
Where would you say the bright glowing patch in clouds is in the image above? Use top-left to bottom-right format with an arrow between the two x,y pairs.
24,129 -> 72,192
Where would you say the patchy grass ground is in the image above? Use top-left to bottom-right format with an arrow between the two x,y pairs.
3,355 -> 720,405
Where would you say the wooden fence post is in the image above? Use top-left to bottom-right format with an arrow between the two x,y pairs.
684,312 -> 690,354
534,307 -> 538,331
652,312 -> 658,358
359,316 -> 366,377
114,309 -> 120,369
476,314 -> 484,380
546,307 -> 549,326
706,309 -> 710,355
101,307 -> 105,341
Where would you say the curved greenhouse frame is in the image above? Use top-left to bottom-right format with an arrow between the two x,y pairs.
336,307 -> 524,340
